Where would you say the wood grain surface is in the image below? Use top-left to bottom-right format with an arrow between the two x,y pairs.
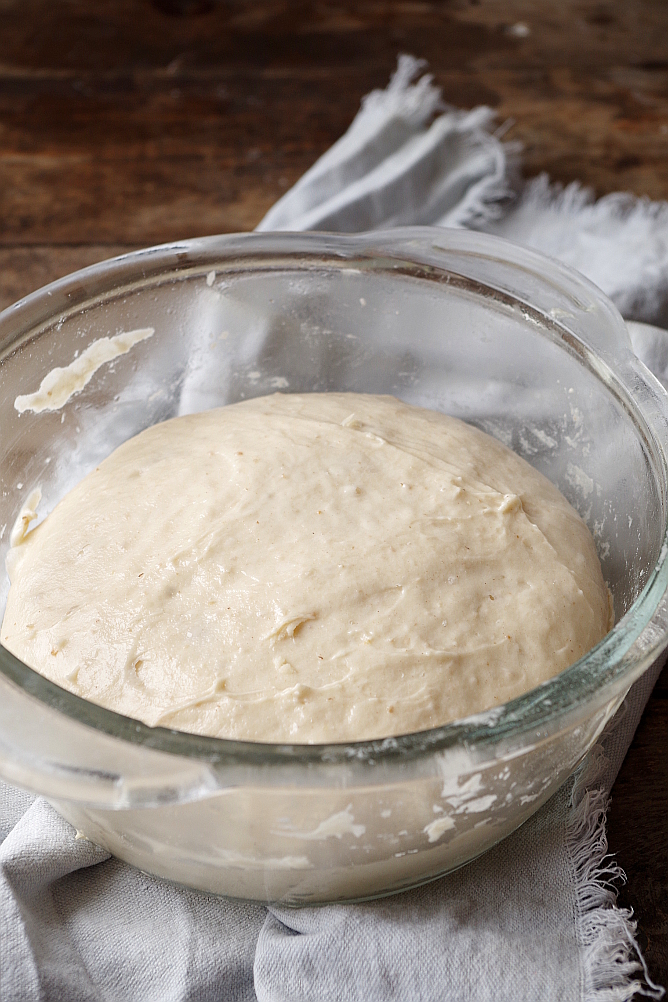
0,0 -> 666,990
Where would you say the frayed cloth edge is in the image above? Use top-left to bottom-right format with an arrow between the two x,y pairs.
257,55 -> 516,233
517,172 -> 668,227
568,751 -> 665,1001
440,138 -> 522,230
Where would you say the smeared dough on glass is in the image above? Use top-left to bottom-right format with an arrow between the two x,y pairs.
1,393 -> 612,743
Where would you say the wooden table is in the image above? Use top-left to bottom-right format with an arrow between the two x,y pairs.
1,0 -> 666,986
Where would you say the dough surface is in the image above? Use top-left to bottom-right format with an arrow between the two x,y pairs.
2,393 -> 612,743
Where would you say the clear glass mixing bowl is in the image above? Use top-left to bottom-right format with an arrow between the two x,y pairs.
0,228 -> 667,904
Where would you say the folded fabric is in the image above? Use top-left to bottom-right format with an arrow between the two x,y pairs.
257,56 -> 510,233
1,55 -> 666,1002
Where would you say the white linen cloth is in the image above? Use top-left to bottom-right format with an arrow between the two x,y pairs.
1,55 -> 666,1002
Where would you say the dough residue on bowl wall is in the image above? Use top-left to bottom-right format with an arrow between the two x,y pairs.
14,328 -> 154,414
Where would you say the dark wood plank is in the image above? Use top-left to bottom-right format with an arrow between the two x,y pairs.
1,1 -> 668,244
608,664 -> 668,984
0,245 -> 138,313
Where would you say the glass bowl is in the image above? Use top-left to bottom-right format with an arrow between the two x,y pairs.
0,227 -> 667,905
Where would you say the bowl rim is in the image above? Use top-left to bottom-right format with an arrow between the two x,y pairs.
1,225 -> 668,771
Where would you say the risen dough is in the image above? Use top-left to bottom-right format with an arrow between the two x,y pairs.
2,393 -> 612,743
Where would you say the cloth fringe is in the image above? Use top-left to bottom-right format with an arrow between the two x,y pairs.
257,55 -> 516,234
491,174 -> 668,324
516,173 -> 668,227
568,750 -> 665,1001
358,53 -> 444,129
